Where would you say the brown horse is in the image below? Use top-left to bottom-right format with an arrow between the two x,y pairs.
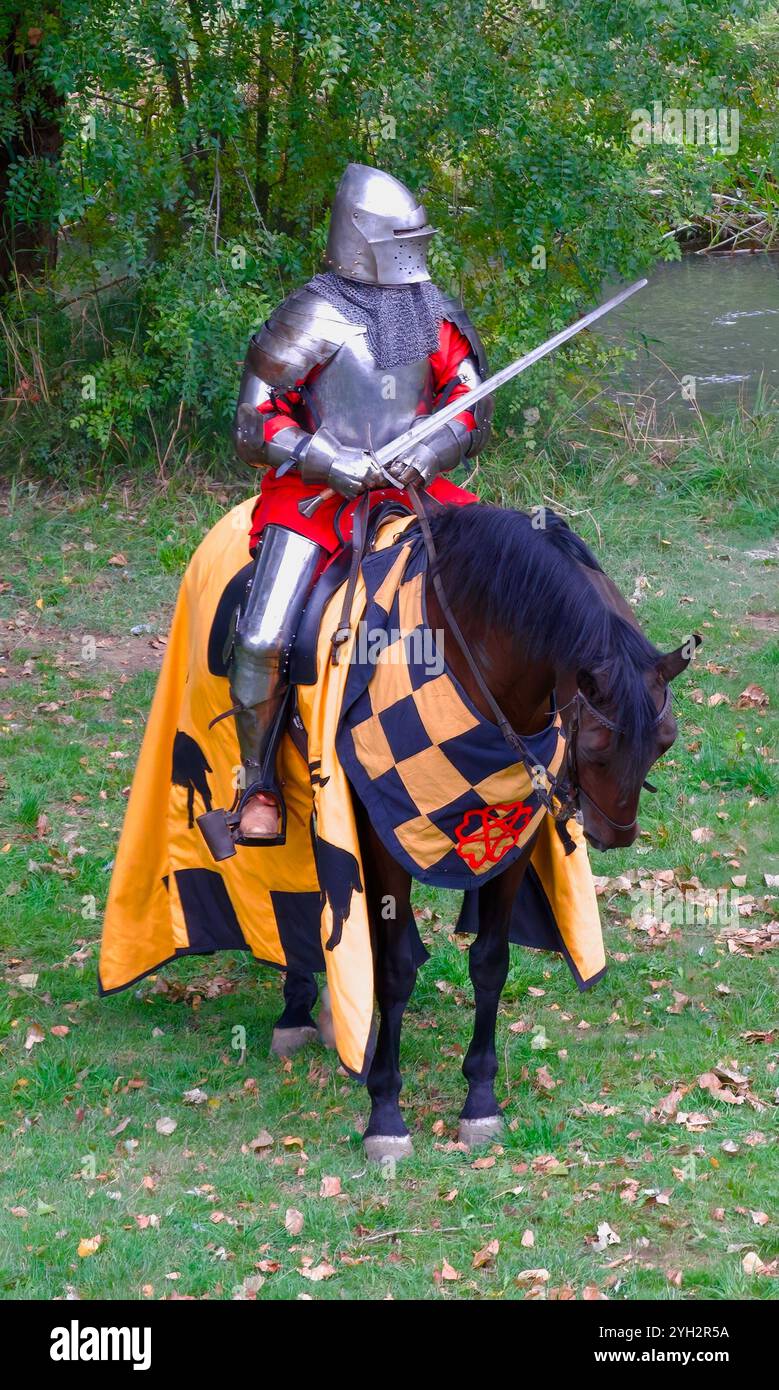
277,504 -> 697,1162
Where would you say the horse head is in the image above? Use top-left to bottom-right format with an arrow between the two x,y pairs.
568,635 -> 700,851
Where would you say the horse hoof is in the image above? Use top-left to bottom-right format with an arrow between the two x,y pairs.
270,1025 -> 318,1057
317,986 -> 336,1050
458,1115 -> 504,1149
363,1133 -> 414,1164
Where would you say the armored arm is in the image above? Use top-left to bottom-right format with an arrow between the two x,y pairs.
388,299 -> 493,488
232,290 -> 382,497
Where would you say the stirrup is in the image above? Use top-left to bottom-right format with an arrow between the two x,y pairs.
197,779 -> 287,860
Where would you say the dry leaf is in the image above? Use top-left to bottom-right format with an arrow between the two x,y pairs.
182,1088 -> 208,1105
472,1239 -> 499,1270
691,826 -> 714,844
521,1229 -> 535,1247
737,684 -> 768,708
515,1268 -> 549,1285
437,1259 -> 461,1282
285,1208 -> 304,1236
298,1261 -> 335,1282
319,1175 -> 342,1198
155,1116 -> 177,1136
24,1023 -> 45,1051
77,1235 -> 102,1258
592,1222 -> 621,1252
247,1130 -> 274,1152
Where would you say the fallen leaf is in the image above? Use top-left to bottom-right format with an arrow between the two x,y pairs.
737,684 -> 768,709
319,1175 -> 342,1198
182,1088 -> 208,1105
515,1268 -> 549,1285
521,1229 -> 535,1247
134,1213 -> 160,1230
77,1235 -> 102,1258
155,1116 -> 177,1136
247,1130 -> 274,1152
592,1222 -> 621,1252
298,1262 -> 335,1282
691,826 -> 714,844
285,1208 -> 304,1236
472,1239 -> 499,1270
24,1023 -> 45,1051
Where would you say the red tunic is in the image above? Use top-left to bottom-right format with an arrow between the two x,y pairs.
248,318 -> 478,555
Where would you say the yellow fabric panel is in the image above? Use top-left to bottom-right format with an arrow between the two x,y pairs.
371,540 -> 416,615
395,744 -> 472,815
351,712 -> 396,780
394,811 -> 454,869
413,671 -> 480,745
396,568 -> 425,638
368,638 -> 414,713
100,501 -> 320,997
530,813 -> 606,984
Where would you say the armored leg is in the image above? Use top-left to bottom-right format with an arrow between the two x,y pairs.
229,525 -> 324,842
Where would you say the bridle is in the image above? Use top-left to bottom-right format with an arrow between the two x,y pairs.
402,485 -> 670,845
560,683 -> 670,834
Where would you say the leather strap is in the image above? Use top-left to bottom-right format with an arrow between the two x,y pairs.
330,491 -> 371,664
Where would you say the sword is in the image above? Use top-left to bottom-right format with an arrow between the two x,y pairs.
297,277 -> 647,518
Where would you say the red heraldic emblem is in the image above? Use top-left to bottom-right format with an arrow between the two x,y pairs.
453,801 -> 535,871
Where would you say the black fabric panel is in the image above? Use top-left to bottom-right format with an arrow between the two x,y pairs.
270,890 -> 326,974
207,563 -> 253,676
174,868 -> 249,952
457,864 -> 597,990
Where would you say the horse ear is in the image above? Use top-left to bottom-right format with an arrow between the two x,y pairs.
658,633 -> 701,682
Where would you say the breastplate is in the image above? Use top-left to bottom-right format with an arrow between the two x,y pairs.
303,333 -> 434,450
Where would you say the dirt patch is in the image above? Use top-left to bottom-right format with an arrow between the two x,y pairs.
1,620 -> 167,677
745,611 -> 779,633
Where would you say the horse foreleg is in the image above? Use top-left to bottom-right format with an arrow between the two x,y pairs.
356,807 -> 416,1164
460,847 -> 532,1148
364,914 -> 418,1163
270,969 -> 319,1056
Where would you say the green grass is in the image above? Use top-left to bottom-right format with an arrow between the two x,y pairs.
0,417 -> 777,1301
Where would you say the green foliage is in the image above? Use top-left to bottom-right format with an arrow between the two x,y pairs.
1,0 -> 778,467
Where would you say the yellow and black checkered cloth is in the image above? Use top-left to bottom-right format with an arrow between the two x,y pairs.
337,532 -> 566,889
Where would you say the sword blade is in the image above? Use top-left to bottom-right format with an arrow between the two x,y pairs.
373,277 -> 648,467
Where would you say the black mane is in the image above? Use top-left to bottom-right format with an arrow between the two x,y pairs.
429,504 -> 663,783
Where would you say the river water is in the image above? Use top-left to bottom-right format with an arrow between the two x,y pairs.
594,254 -> 779,418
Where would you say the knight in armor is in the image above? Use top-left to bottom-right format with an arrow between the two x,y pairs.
226,163 -> 492,843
